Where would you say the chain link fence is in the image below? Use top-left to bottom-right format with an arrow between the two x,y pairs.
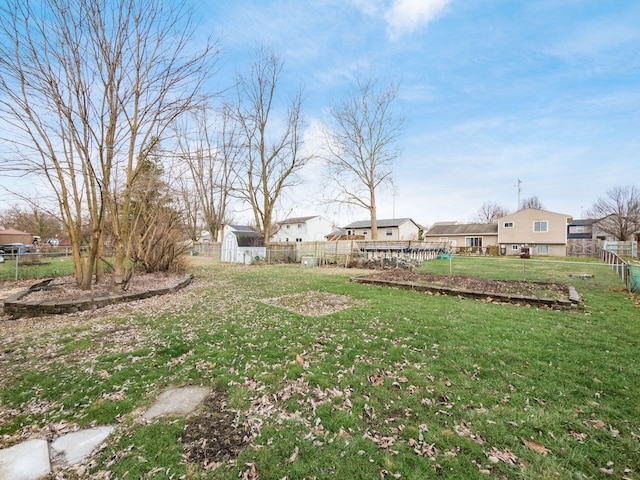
0,249 -> 75,281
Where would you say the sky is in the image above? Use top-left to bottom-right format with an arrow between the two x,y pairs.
202,0 -> 640,228
1,0 -> 638,230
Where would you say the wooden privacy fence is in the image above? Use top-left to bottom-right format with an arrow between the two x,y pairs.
267,241 -> 356,265
566,239 -> 599,257
192,242 -> 221,258
266,240 -> 450,265
601,241 -> 638,258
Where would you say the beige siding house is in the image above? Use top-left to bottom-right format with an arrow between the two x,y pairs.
343,218 -> 421,241
498,208 -> 571,256
424,222 -> 498,253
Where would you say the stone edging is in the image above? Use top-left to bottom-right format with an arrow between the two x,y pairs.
350,276 -> 580,309
3,274 -> 194,318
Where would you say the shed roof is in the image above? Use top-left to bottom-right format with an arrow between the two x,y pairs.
232,231 -> 265,247
227,224 -> 258,233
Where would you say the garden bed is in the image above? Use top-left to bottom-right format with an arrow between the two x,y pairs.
351,269 -> 580,309
2,273 -> 193,318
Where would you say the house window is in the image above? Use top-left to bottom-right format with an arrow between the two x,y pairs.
466,237 -> 482,247
574,226 -> 585,233
504,222 -> 514,228
286,225 -> 290,229
297,224 -> 302,228
537,245 -> 549,254
362,230 -> 368,235
386,228 -> 393,236
511,245 -> 519,251
285,238 -> 289,242
296,238 -> 302,242
534,221 -> 548,232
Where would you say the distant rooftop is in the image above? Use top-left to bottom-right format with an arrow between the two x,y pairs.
343,218 -> 415,229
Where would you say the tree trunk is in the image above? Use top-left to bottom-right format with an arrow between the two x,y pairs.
370,190 -> 378,240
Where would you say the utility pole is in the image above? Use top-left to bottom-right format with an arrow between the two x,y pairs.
515,178 -> 522,210
392,184 -> 397,218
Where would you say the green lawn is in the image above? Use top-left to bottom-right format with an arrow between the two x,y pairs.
0,258 -> 638,479
0,255 -> 75,281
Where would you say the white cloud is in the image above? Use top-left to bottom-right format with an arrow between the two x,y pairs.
384,0 -> 453,39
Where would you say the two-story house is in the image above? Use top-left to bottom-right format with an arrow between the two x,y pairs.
423,222 -> 498,252
498,208 -> 572,256
342,218 -> 421,241
271,215 -> 334,243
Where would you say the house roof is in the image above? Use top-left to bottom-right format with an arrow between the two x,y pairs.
343,218 -> 416,229
0,228 -> 31,235
569,219 -> 596,226
279,215 -> 319,225
499,208 -> 572,220
326,229 -> 345,237
425,223 -> 498,236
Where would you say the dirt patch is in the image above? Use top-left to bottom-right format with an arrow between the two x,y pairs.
21,273 -> 186,303
261,290 -> 362,317
356,270 -> 572,302
1,273 -> 196,323
179,387 -> 250,470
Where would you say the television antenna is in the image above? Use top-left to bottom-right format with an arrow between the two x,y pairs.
515,178 -> 522,209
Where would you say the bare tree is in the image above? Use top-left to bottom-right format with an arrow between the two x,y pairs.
172,176 -> 201,242
474,201 -> 510,223
232,48 -> 311,243
0,0 -> 216,290
0,204 -> 62,242
588,185 -> 640,241
324,79 -> 404,239
174,106 -> 239,243
520,196 -> 545,211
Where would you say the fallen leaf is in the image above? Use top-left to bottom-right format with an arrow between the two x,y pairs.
485,447 -> 518,465
241,462 -> 259,480
586,419 -> 606,429
286,446 -> 299,463
521,438 -> 550,455
369,372 -> 385,386
569,430 -> 587,442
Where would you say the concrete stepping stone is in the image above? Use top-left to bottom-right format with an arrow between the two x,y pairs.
0,439 -> 51,480
142,386 -> 210,420
50,425 -> 114,467
0,385 -> 209,478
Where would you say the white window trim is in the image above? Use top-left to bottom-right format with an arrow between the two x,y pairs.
537,245 -> 549,254
533,220 -> 548,233
465,236 -> 482,247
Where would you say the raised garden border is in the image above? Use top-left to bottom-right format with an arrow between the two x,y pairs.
350,276 -> 581,309
3,274 -> 194,318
